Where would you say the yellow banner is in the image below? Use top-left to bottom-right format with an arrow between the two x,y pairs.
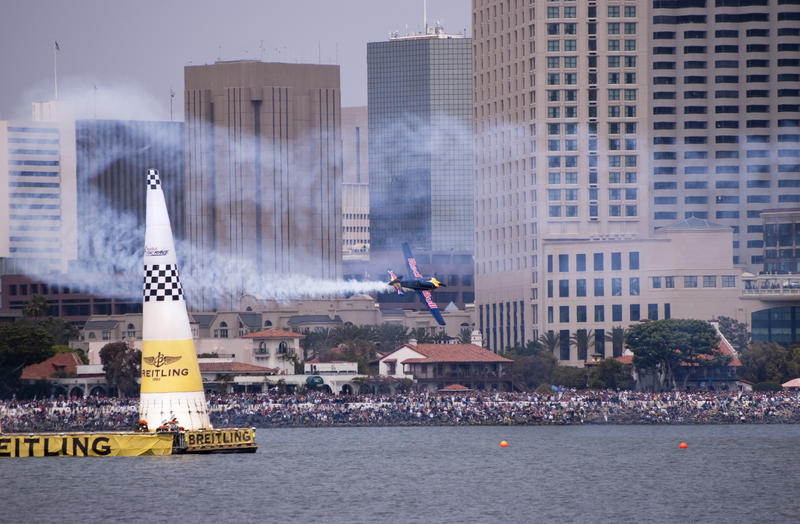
184,428 -> 256,452
0,433 -> 173,457
141,339 -> 203,393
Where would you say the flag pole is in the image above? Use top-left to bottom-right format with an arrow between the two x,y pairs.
53,41 -> 59,100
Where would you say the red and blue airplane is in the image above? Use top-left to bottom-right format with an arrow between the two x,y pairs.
388,242 -> 447,326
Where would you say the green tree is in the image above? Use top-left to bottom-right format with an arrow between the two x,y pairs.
537,331 -> 561,358
99,342 -> 141,397
17,316 -> 78,346
551,365 -> 587,389
626,319 -> 719,391
588,358 -> 634,390
510,352 -> 557,390
338,338 -> 378,375
409,327 -> 437,344
0,322 -> 56,397
373,324 -> 410,354
605,326 -> 627,357
570,329 -> 594,361
23,293 -> 48,318
714,316 -> 750,354
298,328 -> 334,360
458,328 -> 473,344
739,341 -> 791,384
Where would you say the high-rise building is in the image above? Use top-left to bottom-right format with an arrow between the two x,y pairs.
473,0 -> 800,353
341,106 -> 370,260
0,102 -> 77,274
368,28 -> 473,254
184,61 -> 342,308
648,0 -> 800,268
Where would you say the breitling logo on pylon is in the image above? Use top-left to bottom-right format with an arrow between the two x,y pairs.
143,352 -> 182,368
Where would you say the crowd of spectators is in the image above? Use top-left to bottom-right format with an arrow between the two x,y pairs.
2,390 -> 799,432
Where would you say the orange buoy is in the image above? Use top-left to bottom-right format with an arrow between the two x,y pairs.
679,442 -> 688,449
500,440 -> 508,448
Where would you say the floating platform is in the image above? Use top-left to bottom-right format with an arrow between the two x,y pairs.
0,428 -> 257,458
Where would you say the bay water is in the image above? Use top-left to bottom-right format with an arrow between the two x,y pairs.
3,424 -> 798,523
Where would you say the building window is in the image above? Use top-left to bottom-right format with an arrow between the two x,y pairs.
559,279 -> 569,298
559,306 -> 570,323
594,278 -> 604,297
594,305 -> 605,322
665,276 -> 675,289
612,304 -> 623,322
560,330 -> 571,360
577,306 -> 587,323
576,254 -> 586,272
703,275 -> 717,288
648,304 -> 658,321
559,254 -> 569,272
630,277 -> 640,296
684,276 -> 698,288
611,252 -> 622,270
626,251 -> 639,269
630,304 -> 640,321
722,275 -> 736,288
594,253 -> 603,271
576,279 -> 586,297
547,280 -> 554,298
612,278 -> 622,296
652,276 -> 662,289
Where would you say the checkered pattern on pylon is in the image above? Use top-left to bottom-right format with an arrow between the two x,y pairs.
143,264 -> 183,302
146,171 -> 161,190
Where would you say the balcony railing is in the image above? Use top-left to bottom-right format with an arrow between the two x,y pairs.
742,275 -> 800,298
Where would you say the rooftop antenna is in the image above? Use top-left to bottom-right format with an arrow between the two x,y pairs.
169,88 -> 175,121
53,41 -> 60,100
217,44 -> 222,62
258,40 -> 265,61
424,0 -> 428,34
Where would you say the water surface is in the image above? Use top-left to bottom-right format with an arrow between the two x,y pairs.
3,424 -> 798,523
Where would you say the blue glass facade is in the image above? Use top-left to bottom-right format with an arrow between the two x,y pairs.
368,36 -> 473,252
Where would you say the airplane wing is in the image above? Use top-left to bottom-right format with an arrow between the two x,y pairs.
416,289 -> 446,326
402,242 -> 424,279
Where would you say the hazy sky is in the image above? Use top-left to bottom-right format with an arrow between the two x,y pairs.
0,0 -> 471,121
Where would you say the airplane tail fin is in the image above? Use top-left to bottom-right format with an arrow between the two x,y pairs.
387,269 -> 404,295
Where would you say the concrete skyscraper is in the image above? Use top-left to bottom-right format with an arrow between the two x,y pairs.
184,61 -> 342,309
0,102 -> 77,274
368,28 -> 473,254
647,0 -> 800,268
341,106 -> 370,260
473,0 -> 799,354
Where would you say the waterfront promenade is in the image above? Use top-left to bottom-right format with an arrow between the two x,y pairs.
2,390 -> 799,432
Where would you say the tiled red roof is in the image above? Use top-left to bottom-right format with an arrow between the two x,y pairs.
615,355 -> 634,365
242,329 -> 304,339
199,362 -> 277,373
398,344 -> 512,364
20,353 -> 83,380
440,384 -> 471,391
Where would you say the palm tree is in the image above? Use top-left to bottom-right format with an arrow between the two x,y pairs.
605,326 -> 627,357
409,327 -> 436,344
537,331 -> 561,358
570,329 -> 594,362
458,328 -> 472,344
24,293 -> 48,318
